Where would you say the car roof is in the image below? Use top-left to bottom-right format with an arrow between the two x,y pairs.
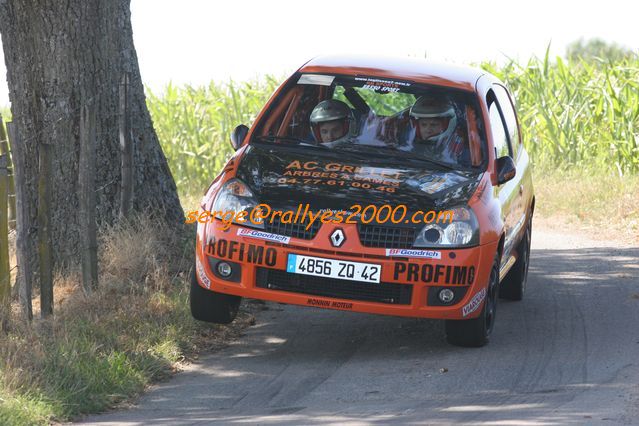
298,54 -> 486,92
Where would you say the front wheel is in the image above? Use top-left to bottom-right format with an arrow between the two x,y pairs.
190,267 -> 241,324
445,256 -> 499,347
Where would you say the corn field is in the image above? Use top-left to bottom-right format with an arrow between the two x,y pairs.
481,54 -> 639,174
147,56 -> 639,196
146,77 -> 282,194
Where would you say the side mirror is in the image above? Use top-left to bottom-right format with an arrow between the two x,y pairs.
230,124 -> 249,151
496,156 -> 516,185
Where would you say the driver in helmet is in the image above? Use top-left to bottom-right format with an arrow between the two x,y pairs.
309,99 -> 354,145
409,96 -> 469,165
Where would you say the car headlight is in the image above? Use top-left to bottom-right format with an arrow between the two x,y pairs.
413,207 -> 479,248
211,178 -> 264,228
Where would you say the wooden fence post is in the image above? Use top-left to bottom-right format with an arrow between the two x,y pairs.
37,141 -> 53,318
0,117 -> 15,230
79,102 -> 98,293
0,153 -> 10,328
119,73 -> 133,218
6,123 -> 32,321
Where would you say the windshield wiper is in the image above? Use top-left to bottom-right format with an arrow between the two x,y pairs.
254,135 -> 326,148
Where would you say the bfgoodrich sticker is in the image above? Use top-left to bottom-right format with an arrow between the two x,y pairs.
462,287 -> 486,317
386,248 -> 441,259
237,228 -> 290,244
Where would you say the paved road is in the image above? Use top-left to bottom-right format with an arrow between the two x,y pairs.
81,229 -> 639,425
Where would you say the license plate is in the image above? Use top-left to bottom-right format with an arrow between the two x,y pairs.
286,254 -> 381,283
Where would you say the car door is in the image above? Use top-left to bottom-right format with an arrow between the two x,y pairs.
487,86 -> 523,264
493,84 -> 528,246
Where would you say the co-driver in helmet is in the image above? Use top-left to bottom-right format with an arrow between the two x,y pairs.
409,96 -> 469,165
309,99 -> 355,145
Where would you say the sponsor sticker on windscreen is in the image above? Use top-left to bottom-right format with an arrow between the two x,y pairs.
385,248 -> 441,259
297,74 -> 335,86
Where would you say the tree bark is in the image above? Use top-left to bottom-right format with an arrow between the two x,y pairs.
0,0 -> 184,271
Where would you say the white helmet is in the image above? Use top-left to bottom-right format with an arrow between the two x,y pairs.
409,97 -> 457,144
309,99 -> 355,143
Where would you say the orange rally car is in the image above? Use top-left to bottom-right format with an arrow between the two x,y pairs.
190,55 -> 535,347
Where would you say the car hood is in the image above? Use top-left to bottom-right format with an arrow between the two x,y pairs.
235,143 -> 482,213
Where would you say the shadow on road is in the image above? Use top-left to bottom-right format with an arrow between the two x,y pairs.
82,245 -> 639,425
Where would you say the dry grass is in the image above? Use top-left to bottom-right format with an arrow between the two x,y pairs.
0,213 -> 257,425
533,165 -> 639,245
99,213 -> 188,289
179,192 -> 204,215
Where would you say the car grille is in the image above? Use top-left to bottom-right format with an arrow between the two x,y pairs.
264,216 -> 322,240
256,268 -> 413,305
357,224 -> 417,249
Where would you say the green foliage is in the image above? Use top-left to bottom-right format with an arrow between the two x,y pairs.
481,53 -> 639,174
0,390 -> 54,426
358,90 -> 415,116
566,38 -> 636,64
0,108 -> 11,122
146,77 -> 281,197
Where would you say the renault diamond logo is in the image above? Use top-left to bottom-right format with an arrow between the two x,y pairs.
330,228 -> 346,247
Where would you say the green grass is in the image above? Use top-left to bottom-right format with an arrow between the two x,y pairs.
0,216 -> 254,425
0,390 -> 54,426
0,287 -> 191,424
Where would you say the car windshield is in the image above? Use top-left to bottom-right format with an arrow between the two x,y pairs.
251,73 -> 487,170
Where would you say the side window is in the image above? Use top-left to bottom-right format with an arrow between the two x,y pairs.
492,84 -> 520,158
488,95 -> 511,158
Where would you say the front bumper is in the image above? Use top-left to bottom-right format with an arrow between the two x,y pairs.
195,221 -> 498,320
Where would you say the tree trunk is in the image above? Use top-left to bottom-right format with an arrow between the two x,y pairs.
0,0 -> 184,272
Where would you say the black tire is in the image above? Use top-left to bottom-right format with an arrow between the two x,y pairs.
445,256 -> 499,347
189,268 -> 241,324
499,217 -> 532,301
